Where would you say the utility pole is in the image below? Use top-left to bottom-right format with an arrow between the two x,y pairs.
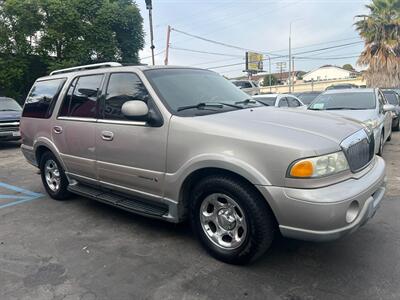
145,0 -> 155,65
288,22 -> 292,93
292,56 -> 295,92
268,56 -> 272,93
164,25 -> 171,65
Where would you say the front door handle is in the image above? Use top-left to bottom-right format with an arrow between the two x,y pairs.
53,126 -> 63,134
101,131 -> 114,141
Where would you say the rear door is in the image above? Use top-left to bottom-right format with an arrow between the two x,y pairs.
52,74 -> 104,184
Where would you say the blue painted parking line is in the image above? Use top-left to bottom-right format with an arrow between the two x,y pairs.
0,182 -> 43,209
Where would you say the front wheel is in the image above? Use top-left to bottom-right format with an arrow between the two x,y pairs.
378,132 -> 384,156
40,152 -> 71,200
393,118 -> 400,132
190,175 -> 276,264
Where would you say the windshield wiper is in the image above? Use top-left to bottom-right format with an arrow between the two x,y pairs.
256,100 -> 271,106
235,98 -> 257,105
0,109 -> 19,111
177,102 -> 224,112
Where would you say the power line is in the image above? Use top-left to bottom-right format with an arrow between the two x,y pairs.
171,27 -> 282,57
293,41 -> 363,55
140,49 -> 166,60
170,46 -> 243,58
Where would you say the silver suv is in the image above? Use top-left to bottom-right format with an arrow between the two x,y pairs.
21,63 -> 386,264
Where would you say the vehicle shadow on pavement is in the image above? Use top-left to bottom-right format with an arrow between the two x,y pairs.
0,141 -> 21,150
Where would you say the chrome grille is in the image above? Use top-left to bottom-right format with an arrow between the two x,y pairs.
0,121 -> 20,132
341,129 -> 374,172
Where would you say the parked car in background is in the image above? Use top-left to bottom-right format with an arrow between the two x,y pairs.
308,89 -> 394,155
0,97 -> 22,141
326,84 -> 359,90
382,89 -> 400,131
231,80 -> 260,95
253,94 -> 304,108
21,63 -> 386,264
292,91 -> 321,105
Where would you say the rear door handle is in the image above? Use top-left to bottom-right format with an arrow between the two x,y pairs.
53,126 -> 63,134
101,131 -> 114,141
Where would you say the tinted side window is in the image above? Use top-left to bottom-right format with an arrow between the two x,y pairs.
243,82 -> 252,88
288,97 -> 301,107
59,78 -> 77,117
279,98 -> 289,107
60,75 -> 103,118
23,78 -> 66,118
104,73 -> 151,120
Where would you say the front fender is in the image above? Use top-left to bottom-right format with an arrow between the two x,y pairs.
163,153 -> 272,204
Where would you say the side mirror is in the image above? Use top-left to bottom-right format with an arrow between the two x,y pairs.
383,104 -> 395,112
121,100 -> 149,119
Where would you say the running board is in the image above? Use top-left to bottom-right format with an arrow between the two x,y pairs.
67,183 -> 169,218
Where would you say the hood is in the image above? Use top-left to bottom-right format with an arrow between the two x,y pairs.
324,109 -> 376,124
198,107 -> 362,144
0,110 -> 21,122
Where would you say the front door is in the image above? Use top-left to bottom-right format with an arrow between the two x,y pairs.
95,72 -> 168,200
52,74 -> 104,184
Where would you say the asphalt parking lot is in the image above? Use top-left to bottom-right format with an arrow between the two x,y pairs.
0,135 -> 399,300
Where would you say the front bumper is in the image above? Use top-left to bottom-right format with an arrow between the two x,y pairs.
257,156 -> 386,241
0,130 -> 21,141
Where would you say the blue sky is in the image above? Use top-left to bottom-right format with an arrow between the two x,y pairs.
137,0 -> 369,77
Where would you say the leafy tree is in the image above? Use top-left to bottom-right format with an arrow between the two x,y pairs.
355,0 -> 400,87
262,74 -> 278,86
342,64 -> 355,71
0,0 -> 144,101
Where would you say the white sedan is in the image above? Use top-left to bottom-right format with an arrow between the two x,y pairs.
253,94 -> 305,108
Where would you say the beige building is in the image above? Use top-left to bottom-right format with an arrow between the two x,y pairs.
303,65 -> 357,82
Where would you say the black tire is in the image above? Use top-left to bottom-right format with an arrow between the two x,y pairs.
393,118 -> 400,132
190,175 -> 276,265
39,151 -> 71,200
378,132 -> 384,156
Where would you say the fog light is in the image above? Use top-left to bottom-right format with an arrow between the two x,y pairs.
346,201 -> 360,223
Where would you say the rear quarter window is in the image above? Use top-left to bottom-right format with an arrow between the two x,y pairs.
22,78 -> 66,118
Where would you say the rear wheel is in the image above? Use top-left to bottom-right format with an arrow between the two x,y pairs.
190,175 -> 276,264
40,152 -> 71,200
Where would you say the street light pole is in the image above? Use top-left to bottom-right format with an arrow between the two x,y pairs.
146,0 -> 155,65
288,22 -> 292,93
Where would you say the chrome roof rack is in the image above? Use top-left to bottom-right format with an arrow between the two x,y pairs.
50,62 -> 122,76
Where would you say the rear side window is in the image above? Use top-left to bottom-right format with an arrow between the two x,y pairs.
279,98 -> 289,107
23,78 -> 66,118
59,74 -> 103,118
104,73 -> 151,120
288,97 -> 301,107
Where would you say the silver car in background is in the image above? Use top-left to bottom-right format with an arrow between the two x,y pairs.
253,94 -> 304,108
20,64 -> 386,264
230,79 -> 260,95
308,89 -> 394,155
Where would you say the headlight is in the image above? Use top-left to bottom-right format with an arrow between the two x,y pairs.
288,151 -> 349,178
363,119 -> 379,130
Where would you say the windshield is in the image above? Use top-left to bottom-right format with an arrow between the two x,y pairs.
145,69 -> 261,115
309,92 -> 376,110
254,96 -> 276,106
383,91 -> 399,105
297,93 -> 320,105
0,98 -> 22,111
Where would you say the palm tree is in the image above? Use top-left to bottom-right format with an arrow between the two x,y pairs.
355,0 -> 400,87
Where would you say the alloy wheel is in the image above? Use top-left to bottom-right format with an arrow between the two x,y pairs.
199,193 -> 247,250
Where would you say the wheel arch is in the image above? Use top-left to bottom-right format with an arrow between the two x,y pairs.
178,167 -> 277,222
34,138 -> 66,170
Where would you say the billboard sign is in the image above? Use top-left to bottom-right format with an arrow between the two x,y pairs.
246,52 -> 264,72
